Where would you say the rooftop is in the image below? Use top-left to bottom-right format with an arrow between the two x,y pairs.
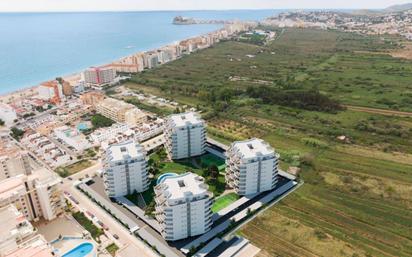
159,172 -> 209,202
168,112 -> 204,128
106,140 -> 145,162
231,138 -> 275,159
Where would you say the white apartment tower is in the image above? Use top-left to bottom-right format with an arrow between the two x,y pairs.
154,173 -> 213,241
165,112 -> 206,160
225,138 -> 279,196
103,141 -> 149,198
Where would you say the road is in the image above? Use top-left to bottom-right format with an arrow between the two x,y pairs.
62,164 -> 157,257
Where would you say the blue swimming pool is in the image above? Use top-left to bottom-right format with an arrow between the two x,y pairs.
62,242 -> 94,257
157,173 -> 178,185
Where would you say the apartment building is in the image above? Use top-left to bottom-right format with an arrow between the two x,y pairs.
53,126 -> 92,152
37,80 -> 64,105
154,172 -> 213,241
0,169 -> 64,222
103,141 -> 149,198
124,108 -> 148,127
0,104 -> 17,127
83,67 -> 116,85
79,91 -> 105,107
1,235 -> 53,257
225,138 -> 279,196
0,205 -> 36,256
164,112 -> 206,160
96,98 -> 135,123
90,123 -> 129,144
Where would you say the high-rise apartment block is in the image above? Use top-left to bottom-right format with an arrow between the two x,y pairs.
165,112 -> 206,160
154,173 -> 213,241
103,141 -> 149,198
225,138 -> 279,196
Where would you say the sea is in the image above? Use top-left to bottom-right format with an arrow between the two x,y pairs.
0,10 -> 280,95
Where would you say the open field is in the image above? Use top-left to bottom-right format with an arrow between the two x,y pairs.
55,160 -> 93,178
126,28 -> 412,256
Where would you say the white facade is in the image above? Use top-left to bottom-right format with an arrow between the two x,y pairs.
0,104 -> 17,127
225,138 -> 279,196
165,112 -> 206,160
154,173 -> 213,241
103,141 -> 149,198
53,126 -> 92,152
37,83 -> 64,101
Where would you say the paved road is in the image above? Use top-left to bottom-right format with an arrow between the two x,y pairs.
62,166 -> 157,257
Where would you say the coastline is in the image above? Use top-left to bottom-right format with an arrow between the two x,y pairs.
0,24 -> 225,103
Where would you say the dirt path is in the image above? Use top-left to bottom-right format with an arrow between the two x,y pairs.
345,105 -> 412,117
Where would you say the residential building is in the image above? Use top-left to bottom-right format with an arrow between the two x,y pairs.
0,205 -> 36,256
103,141 -> 149,198
37,80 -> 64,105
96,98 -> 135,123
90,123 -> 129,143
79,91 -> 105,107
53,126 -> 92,152
1,235 -> 53,257
165,112 -> 206,160
0,168 -> 64,222
83,67 -> 116,85
154,172 -> 213,241
225,138 -> 279,196
124,108 -> 148,127
0,104 -> 17,127
61,81 -> 73,96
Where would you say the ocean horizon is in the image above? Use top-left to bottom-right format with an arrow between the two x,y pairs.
0,10 -> 279,95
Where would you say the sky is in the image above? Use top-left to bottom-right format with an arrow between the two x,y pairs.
0,0 -> 411,12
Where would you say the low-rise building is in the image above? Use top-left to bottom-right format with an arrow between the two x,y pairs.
79,91 -> 105,107
165,112 -> 206,160
0,104 -> 17,127
1,235 -> 53,257
0,205 -> 36,256
124,108 -> 148,127
225,138 -> 279,196
53,126 -> 92,152
103,141 -> 149,198
96,98 -> 135,123
155,172 -> 213,241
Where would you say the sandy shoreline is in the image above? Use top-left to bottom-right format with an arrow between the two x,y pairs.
0,28 -> 222,104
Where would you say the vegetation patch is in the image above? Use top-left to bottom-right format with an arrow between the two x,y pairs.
72,211 -> 103,241
212,193 -> 239,213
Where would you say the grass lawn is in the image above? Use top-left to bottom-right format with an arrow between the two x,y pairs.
72,211 -> 103,241
212,193 -> 239,213
199,153 -> 226,171
105,243 -> 119,256
55,160 -> 93,178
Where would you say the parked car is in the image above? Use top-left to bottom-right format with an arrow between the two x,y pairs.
113,234 -> 119,240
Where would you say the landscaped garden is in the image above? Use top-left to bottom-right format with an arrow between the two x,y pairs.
126,147 -> 230,216
72,211 -> 103,241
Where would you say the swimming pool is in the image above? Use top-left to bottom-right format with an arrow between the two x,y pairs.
157,173 -> 178,185
62,242 -> 94,257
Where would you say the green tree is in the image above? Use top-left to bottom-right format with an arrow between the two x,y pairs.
0,119 -> 4,126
